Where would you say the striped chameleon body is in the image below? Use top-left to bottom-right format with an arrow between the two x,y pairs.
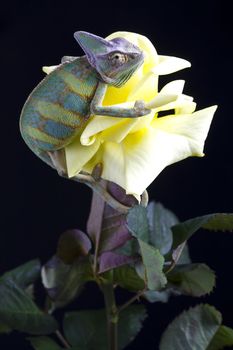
19,31 -> 150,177
20,56 -> 98,169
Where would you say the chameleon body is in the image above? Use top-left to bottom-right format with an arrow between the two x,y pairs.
20,31 -> 151,174
20,56 -> 99,168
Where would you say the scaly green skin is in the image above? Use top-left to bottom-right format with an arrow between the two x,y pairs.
20,31 -> 150,174
20,56 -> 98,167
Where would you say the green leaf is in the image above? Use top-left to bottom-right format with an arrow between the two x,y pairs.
41,256 -> 93,310
63,305 -> 147,350
160,304 -> 222,350
114,265 -> 145,291
172,213 -> 233,249
147,202 -> 178,255
143,290 -> 171,303
176,243 -> 191,265
167,263 -> 216,297
1,259 -> 41,289
138,240 -> 167,290
0,322 -> 11,334
202,214 -> 233,231
207,325 -> 233,350
127,205 -> 150,242
28,336 -> 62,350
0,278 -> 58,334
126,205 -> 167,290
114,238 -> 139,257
118,305 -> 147,349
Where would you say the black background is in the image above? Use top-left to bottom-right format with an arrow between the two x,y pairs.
1,0 -> 233,348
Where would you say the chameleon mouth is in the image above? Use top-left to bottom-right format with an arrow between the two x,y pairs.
101,53 -> 144,87
112,58 -> 144,87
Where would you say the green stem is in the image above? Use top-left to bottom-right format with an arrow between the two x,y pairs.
101,280 -> 118,350
55,330 -> 71,348
117,289 -> 146,314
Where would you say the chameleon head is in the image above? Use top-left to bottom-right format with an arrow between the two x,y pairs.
74,31 -> 144,87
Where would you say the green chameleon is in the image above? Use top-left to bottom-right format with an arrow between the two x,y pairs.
19,31 -> 151,178
20,31 -> 150,208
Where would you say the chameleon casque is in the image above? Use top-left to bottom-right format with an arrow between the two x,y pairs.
20,31 -> 151,178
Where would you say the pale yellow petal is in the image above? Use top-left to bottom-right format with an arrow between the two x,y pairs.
42,65 -> 59,74
65,136 -> 100,177
81,101 -> 153,143
160,80 -> 185,94
153,55 -> 191,75
101,142 -> 126,190
153,94 -> 196,114
80,102 -> 136,144
80,115 -> 123,145
121,106 -> 217,196
128,111 -> 155,133
123,127 -> 166,196
146,81 -> 188,110
175,100 -> 196,114
103,68 -> 144,105
100,118 -> 139,143
127,71 -> 158,102
146,93 -> 179,109
151,105 -> 218,156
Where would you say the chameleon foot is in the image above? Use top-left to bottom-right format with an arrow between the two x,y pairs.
48,150 -> 67,176
134,100 -> 151,117
91,163 -> 103,182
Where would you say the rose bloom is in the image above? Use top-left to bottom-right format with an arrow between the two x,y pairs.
44,32 -> 217,200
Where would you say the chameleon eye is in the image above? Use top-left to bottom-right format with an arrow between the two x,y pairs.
109,53 -> 127,65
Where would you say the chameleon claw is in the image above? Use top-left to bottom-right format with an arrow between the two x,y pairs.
134,100 -> 151,117
91,163 -> 103,181
47,150 -> 67,176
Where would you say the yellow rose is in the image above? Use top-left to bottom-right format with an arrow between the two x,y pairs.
44,32 -> 217,199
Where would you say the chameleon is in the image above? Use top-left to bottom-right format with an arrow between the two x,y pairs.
19,31 -> 151,177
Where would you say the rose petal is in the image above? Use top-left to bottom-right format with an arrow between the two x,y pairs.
65,136 -> 101,177
81,115 -> 123,144
80,102 -> 136,144
128,71 -> 158,102
121,106 -> 217,196
160,80 -> 185,94
103,68 -> 144,105
146,93 -> 179,109
42,65 -> 59,74
101,142 -> 126,190
153,94 -> 196,114
100,118 -> 139,143
151,105 -> 217,150
128,111 -> 155,133
153,55 -> 191,75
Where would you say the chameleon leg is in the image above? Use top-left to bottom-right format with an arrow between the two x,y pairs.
91,163 -> 103,181
47,150 -> 67,176
91,82 -> 151,118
